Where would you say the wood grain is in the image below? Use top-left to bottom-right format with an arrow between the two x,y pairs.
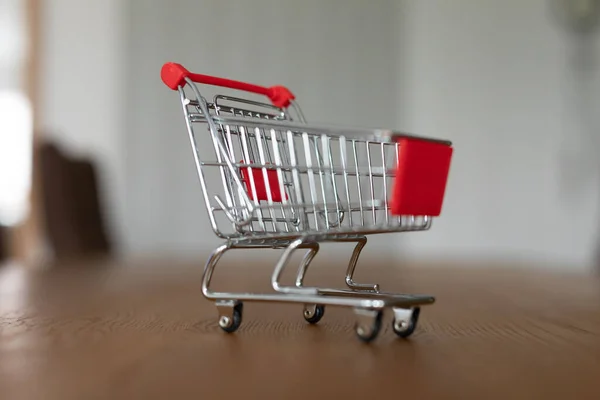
1,258 -> 600,400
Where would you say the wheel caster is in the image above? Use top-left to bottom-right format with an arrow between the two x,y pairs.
392,307 -> 420,338
303,304 -> 325,324
354,308 -> 383,343
217,301 -> 243,333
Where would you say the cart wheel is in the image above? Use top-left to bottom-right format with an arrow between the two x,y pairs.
303,304 -> 325,324
392,307 -> 420,338
354,309 -> 383,343
218,302 -> 243,333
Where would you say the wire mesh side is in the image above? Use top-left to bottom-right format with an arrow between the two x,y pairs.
178,83 -> 431,239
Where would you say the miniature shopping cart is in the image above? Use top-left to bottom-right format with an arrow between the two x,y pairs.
161,62 -> 453,343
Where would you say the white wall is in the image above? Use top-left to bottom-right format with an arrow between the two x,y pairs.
395,0 -> 600,268
38,0 -> 600,268
39,0 -> 127,248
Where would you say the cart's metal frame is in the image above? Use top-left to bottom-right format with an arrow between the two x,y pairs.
164,65 -> 452,342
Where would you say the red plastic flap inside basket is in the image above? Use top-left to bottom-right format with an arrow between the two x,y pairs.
390,138 -> 453,216
240,163 -> 287,202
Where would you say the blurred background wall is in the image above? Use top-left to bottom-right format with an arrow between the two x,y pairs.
38,0 -> 126,255
16,0 -> 600,269
37,0 -> 401,260
395,0 -> 600,267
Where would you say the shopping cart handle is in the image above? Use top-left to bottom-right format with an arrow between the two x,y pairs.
161,62 -> 295,108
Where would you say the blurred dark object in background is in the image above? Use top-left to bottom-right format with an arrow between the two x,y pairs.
39,141 -> 112,261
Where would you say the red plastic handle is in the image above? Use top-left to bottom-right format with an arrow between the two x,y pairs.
161,62 -> 295,108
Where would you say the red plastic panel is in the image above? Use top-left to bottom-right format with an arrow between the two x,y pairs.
390,138 -> 453,216
240,164 -> 287,202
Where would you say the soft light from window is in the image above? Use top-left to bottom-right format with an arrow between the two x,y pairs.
0,91 -> 33,226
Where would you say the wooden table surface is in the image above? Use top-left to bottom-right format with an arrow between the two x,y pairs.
1,257 -> 600,400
